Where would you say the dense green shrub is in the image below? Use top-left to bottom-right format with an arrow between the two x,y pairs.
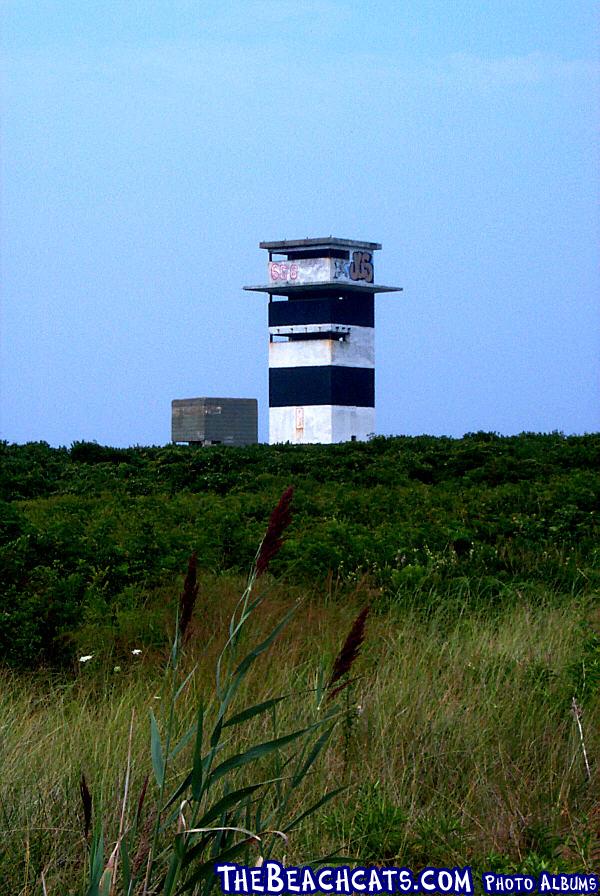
0,433 -> 598,666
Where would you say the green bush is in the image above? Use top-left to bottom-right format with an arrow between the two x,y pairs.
1,433 -> 599,667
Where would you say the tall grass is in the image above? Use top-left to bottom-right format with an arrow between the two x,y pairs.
0,488 -> 355,894
0,500 -> 598,890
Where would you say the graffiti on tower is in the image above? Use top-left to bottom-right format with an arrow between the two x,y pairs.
268,252 -> 374,286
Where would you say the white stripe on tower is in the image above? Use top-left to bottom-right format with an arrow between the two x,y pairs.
269,405 -> 375,444
269,325 -> 374,369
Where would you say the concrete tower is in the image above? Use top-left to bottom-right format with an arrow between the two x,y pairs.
244,237 -> 401,445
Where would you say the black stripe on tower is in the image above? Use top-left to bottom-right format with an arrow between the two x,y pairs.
269,367 -> 375,408
269,295 -> 374,329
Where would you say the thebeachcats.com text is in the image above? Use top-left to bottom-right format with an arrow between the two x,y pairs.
214,862 -> 599,896
214,863 -> 474,894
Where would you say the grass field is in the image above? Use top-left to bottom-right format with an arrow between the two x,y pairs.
1,437 -> 598,893
1,574 -> 598,893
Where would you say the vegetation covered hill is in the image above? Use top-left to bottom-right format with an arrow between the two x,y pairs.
1,433 -> 599,888
1,432 -> 599,667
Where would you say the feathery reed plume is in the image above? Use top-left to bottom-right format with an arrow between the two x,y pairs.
133,806 -> 157,877
326,605 -> 370,702
178,551 -> 199,642
135,773 -> 149,827
79,772 -> 92,841
255,486 -> 294,577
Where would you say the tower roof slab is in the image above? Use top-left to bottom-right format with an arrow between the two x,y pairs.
243,282 -> 402,295
259,237 -> 382,253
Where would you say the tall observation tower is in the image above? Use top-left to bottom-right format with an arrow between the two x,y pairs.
244,237 -> 401,445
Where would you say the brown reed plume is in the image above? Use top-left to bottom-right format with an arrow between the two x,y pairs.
255,486 -> 294,577
178,551 -> 199,642
326,605 -> 370,702
79,772 -> 92,842
134,773 -> 149,827
132,806 -> 157,878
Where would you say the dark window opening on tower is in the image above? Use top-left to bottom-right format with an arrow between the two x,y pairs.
280,248 -> 350,260
290,332 -> 347,342
271,332 -> 347,343
270,324 -> 351,341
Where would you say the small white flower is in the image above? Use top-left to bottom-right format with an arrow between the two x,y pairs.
79,655 -> 93,663
113,665 -> 121,672
131,649 -> 142,656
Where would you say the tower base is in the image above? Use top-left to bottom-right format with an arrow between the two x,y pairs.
269,405 -> 374,445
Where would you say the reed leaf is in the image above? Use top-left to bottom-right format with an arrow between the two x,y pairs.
168,724 -> 197,762
206,720 -> 327,790
119,837 -> 132,894
191,705 -> 205,801
193,781 -> 273,831
86,827 -> 105,896
150,709 -> 165,787
291,723 -> 337,787
215,605 -> 299,728
282,786 -> 348,833
222,695 -> 288,729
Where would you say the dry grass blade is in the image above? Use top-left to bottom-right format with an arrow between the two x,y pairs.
256,486 -> 294,577
108,709 -> 135,896
571,696 -> 592,782
326,605 -> 370,701
179,551 -> 199,642
79,772 -> 92,842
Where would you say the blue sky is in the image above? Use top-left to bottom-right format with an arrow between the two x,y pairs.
2,0 -> 598,446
